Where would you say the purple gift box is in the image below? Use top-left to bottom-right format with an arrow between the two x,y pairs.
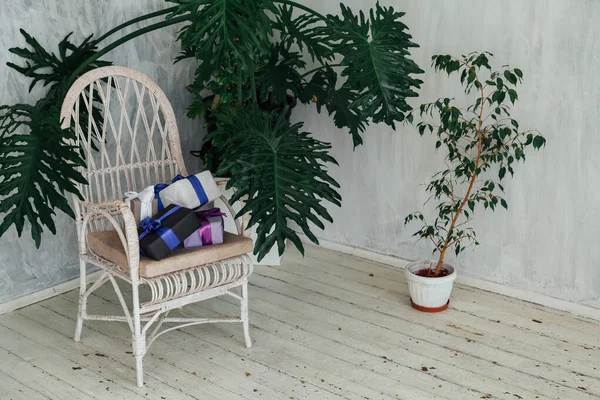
183,208 -> 226,248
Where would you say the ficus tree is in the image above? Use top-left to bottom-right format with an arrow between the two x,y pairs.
405,52 -> 546,276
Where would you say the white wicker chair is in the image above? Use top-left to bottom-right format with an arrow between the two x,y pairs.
59,66 -> 253,387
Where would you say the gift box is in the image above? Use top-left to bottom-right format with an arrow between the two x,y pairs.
124,186 -> 159,225
138,204 -> 201,261
183,208 -> 226,248
156,171 -> 220,211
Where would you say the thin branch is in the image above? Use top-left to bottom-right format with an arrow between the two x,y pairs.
428,236 -> 442,253
454,217 -> 473,228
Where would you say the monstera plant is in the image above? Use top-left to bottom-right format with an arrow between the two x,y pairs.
0,1 -> 423,261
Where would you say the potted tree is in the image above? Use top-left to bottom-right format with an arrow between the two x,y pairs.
404,52 -> 546,312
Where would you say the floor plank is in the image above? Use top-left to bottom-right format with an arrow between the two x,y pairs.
84,287 -> 405,400
41,294 -> 282,400
0,324 -> 138,399
0,369 -> 50,400
277,258 -> 600,374
0,242 -> 598,399
291,247 -> 600,349
252,267 -> 597,399
5,308 -> 201,400
290,247 -> 600,338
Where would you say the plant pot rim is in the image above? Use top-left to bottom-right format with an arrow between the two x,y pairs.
405,260 -> 457,285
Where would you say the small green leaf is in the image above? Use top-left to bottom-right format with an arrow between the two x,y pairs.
533,135 -> 546,149
501,199 -> 508,209
508,89 -> 518,104
468,200 -> 475,212
503,70 -> 518,85
499,167 -> 506,180
514,68 -> 523,79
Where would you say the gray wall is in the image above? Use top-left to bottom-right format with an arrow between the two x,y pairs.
293,0 -> 600,308
0,0 -> 202,303
1,0 -> 599,309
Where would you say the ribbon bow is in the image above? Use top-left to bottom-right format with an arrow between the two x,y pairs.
154,174 -> 208,212
140,217 -> 163,234
184,207 -> 226,248
138,205 -> 182,257
124,186 -> 156,222
154,174 -> 186,211
197,208 -> 226,219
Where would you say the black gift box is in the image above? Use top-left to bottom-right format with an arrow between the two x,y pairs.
138,204 -> 201,261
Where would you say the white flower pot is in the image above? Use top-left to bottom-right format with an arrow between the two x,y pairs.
405,260 -> 457,312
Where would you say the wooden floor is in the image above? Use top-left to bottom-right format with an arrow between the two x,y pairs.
1,244 -> 599,400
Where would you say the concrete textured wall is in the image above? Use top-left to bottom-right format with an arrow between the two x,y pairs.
0,0 -> 202,303
292,0 -> 600,308
1,0 -> 599,309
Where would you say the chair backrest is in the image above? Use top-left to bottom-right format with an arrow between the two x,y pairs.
60,66 -> 188,210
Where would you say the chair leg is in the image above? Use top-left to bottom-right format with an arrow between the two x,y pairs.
241,282 -> 252,348
134,347 -> 144,388
74,259 -> 87,342
131,281 -> 145,387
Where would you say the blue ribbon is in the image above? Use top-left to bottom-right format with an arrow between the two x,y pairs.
154,174 -> 208,212
154,183 -> 169,212
139,205 -> 182,257
171,174 -> 185,183
187,174 -> 209,206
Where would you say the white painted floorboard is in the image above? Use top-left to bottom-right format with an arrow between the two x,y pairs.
0,243 -> 599,399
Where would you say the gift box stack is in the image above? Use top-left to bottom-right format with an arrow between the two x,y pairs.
124,171 -> 227,261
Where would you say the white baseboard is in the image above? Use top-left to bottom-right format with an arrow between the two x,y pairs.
0,270 -> 103,316
298,234 -> 600,322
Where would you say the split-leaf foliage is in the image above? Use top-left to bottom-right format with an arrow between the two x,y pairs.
1,0 -> 423,261
0,30 -> 111,246
209,106 -> 341,261
172,0 -> 423,259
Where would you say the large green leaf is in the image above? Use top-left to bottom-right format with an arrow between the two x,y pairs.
8,29 -> 112,151
8,29 -> 111,102
256,42 -> 306,104
168,0 -> 276,74
0,30 -> 110,246
0,101 -> 87,246
209,105 -> 341,261
272,4 -> 333,63
299,66 -> 365,146
326,2 -> 423,130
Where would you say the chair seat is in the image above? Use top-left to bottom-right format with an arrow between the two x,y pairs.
88,230 -> 253,278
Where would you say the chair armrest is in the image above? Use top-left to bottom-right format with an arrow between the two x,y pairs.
79,200 -> 141,277
214,177 -> 251,238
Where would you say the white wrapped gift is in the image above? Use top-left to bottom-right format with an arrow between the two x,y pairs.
159,171 -> 221,210
124,185 -> 158,225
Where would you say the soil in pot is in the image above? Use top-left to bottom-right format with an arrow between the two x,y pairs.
413,267 -> 452,278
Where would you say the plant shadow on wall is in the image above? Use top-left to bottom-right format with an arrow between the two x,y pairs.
0,1 -> 423,261
404,52 -> 546,311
